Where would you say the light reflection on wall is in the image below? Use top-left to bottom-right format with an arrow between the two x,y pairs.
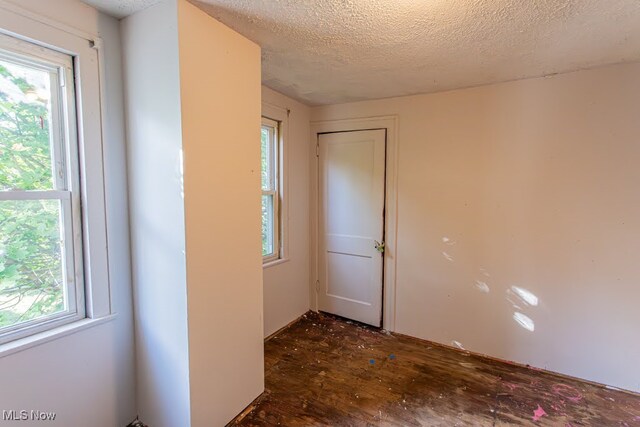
439,236 -> 541,335
442,251 -> 454,262
475,280 -> 490,293
507,287 -> 539,332
511,286 -> 538,306
513,312 -> 535,332
451,340 -> 465,350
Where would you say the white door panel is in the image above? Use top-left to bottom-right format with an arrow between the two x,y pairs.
318,129 -> 386,326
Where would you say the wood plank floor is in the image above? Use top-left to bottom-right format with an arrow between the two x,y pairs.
230,311 -> 640,426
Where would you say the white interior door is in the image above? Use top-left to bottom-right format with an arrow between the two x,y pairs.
318,129 -> 386,327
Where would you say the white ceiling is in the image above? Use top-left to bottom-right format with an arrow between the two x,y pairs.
85,0 -> 640,105
84,0 -> 160,19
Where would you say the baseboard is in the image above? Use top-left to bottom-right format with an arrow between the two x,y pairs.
264,310 -> 313,342
226,390 -> 270,426
391,330 -> 640,398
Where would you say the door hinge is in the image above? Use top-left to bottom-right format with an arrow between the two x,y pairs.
315,280 -> 320,292
315,142 -> 319,157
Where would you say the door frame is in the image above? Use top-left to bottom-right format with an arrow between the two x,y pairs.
310,116 -> 399,331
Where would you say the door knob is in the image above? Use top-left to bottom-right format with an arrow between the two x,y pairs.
374,240 -> 385,253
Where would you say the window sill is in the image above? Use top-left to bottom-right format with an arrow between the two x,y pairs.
263,258 -> 290,269
0,314 -> 117,359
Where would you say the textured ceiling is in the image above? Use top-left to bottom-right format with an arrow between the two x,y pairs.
85,0 -> 640,105
83,0 -> 161,18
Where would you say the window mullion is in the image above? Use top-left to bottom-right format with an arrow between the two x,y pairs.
0,190 -> 71,201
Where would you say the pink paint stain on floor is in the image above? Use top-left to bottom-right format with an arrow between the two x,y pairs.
533,404 -> 547,422
503,382 -> 519,392
552,383 -> 583,403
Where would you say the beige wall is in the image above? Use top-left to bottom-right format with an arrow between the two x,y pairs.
178,1 -> 264,425
262,86 -> 311,337
311,62 -> 640,393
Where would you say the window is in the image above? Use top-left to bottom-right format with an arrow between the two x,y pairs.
0,7 -> 113,350
261,117 -> 280,262
0,33 -> 84,344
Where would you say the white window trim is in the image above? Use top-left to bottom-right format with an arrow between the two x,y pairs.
0,3 -> 113,353
0,34 -> 85,344
262,102 -> 289,267
261,116 -> 280,264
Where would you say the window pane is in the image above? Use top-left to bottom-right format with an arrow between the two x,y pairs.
0,57 -> 55,191
0,199 -> 66,330
261,126 -> 271,191
261,194 -> 274,256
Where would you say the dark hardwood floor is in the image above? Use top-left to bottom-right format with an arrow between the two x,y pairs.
230,311 -> 640,426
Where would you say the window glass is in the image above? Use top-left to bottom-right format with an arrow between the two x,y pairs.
0,199 -> 66,328
0,59 -> 56,191
261,127 -> 270,191
261,194 -> 273,256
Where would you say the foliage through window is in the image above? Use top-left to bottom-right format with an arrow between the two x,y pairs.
0,35 -> 84,343
261,117 -> 280,262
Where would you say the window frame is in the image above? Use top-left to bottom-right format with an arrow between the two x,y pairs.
0,4 -> 113,351
261,116 -> 280,263
261,102 -> 290,267
0,34 -> 85,344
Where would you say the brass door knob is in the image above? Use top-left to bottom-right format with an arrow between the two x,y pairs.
374,241 -> 385,253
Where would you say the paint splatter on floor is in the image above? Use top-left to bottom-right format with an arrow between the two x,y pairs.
229,311 -> 640,426
532,404 -> 547,421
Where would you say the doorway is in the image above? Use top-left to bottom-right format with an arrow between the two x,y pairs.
317,129 -> 386,326
311,116 -> 398,331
